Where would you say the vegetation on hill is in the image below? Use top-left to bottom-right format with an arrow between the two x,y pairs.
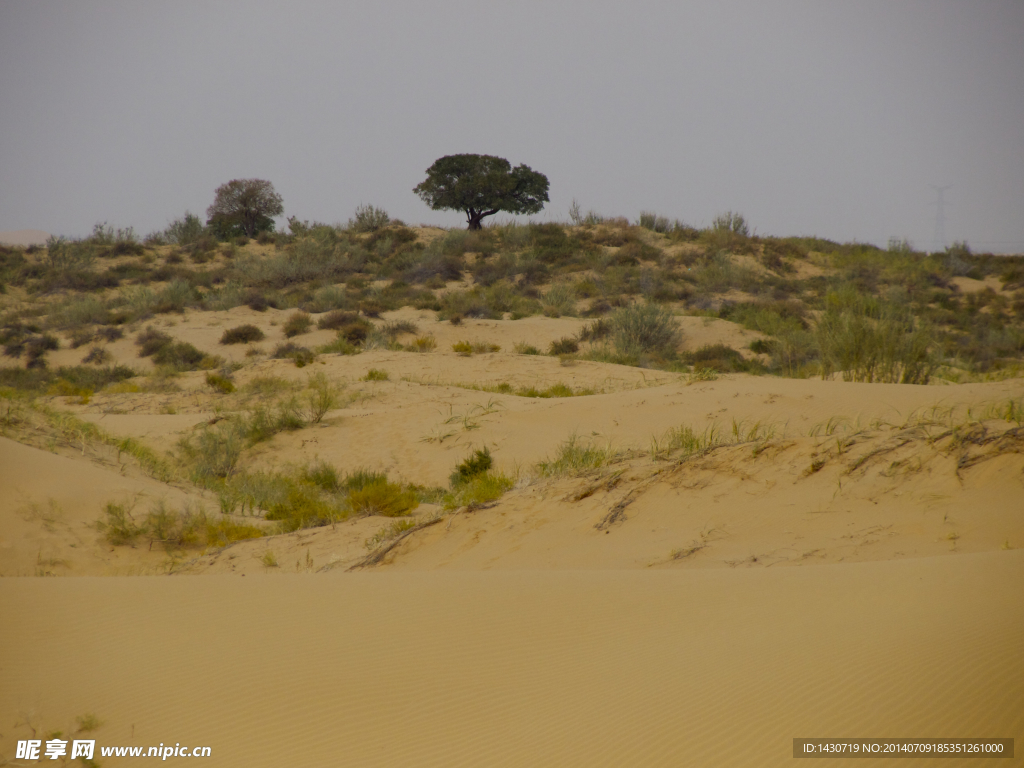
1,204 -> 1023,393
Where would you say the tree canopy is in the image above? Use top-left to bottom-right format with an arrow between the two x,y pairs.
206,179 -> 284,238
413,154 -> 549,230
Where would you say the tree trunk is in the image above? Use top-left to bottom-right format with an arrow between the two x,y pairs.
466,208 -> 499,230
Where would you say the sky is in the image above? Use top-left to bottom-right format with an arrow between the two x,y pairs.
1,1 -> 1022,252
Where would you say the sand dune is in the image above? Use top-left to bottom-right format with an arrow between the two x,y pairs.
0,437 -> 205,576
2,553 -> 1021,767
3,303 -> 1023,765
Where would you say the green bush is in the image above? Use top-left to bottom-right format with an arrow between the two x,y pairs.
266,482 -> 345,531
131,500 -> 263,550
164,212 -> 206,246
272,342 -> 315,367
153,278 -> 195,313
608,302 -> 681,358
318,334 -> 360,355
451,447 -> 493,487
0,364 -> 136,393
283,311 -> 312,338
712,211 -> 749,237
442,471 -> 514,511
136,327 -> 172,357
549,337 -> 579,355
815,292 -> 935,384
638,211 -> 671,233
205,372 -> 236,393
681,343 -> 760,373
48,295 -> 109,329
304,371 -> 339,423
317,310 -> 361,330
347,475 -> 419,517
537,434 -> 613,477
152,340 -> 207,371
543,282 -> 578,316
220,324 -> 265,344
178,424 -> 244,482
349,204 -> 391,233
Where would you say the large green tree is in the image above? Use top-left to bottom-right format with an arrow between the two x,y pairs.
206,179 -> 284,238
413,154 -> 549,230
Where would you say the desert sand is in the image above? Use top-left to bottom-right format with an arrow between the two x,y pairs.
2,308 -> 1023,766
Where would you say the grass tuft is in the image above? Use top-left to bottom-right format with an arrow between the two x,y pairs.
538,434 -> 614,477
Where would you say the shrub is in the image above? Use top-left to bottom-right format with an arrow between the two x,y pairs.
205,372 -> 236,394
263,482 -> 345,531
153,278 -> 195,313
402,249 -> 464,283
549,337 -> 579,355
302,460 -> 342,492
244,290 -> 278,311
538,434 -> 612,477
164,212 -> 206,246
318,334 -> 360,355
505,383 -> 591,398
578,318 -> 611,342
44,236 -> 96,284
543,282 -> 578,316
608,302 -> 681,358
815,295 -> 935,384
363,368 -> 389,381
712,211 -> 749,237
304,285 -> 353,313
0,364 -> 136,393
283,311 -> 312,338
272,342 -> 315,367
83,346 -> 113,365
638,211 -> 671,233
381,319 -> 419,338
304,371 -> 339,423
347,475 -> 419,517
349,204 -> 391,233
98,501 -> 145,545
514,342 -> 541,355
99,326 -> 124,342
405,335 -> 437,352
178,423 -> 244,482
694,252 -> 758,293
152,341 -> 208,371
450,447 -> 493,486
220,324 -> 265,344
48,295 -> 109,329
453,340 -> 500,356
685,344 -> 763,373
136,327 -> 172,357
317,310 -> 361,330
442,471 -> 514,511
241,401 -> 305,444
100,499 -> 264,550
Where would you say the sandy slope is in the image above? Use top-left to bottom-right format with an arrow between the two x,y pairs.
0,437 -> 204,576
2,553 -> 1021,767
3,311 -> 1023,765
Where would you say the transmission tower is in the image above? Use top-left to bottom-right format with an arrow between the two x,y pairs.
930,185 -> 952,250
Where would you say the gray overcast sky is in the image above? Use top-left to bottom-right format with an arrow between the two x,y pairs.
1,1 -> 1022,251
